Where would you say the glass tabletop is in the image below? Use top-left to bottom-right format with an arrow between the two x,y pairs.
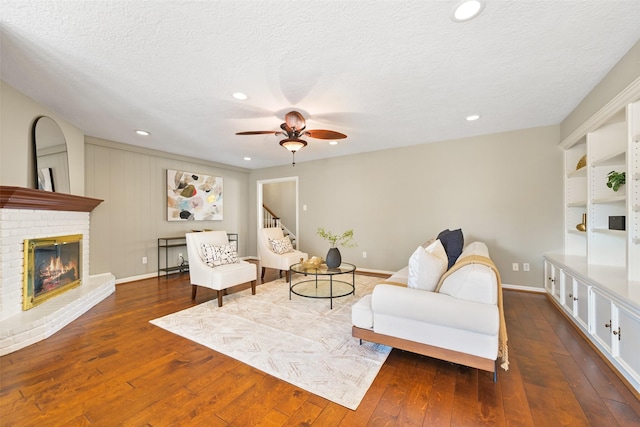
290,262 -> 356,276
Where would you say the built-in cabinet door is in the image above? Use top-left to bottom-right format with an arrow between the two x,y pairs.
615,304 -> 640,385
545,260 -> 561,301
574,279 -> 589,329
592,289 -> 613,354
562,271 -> 574,312
560,271 -> 589,331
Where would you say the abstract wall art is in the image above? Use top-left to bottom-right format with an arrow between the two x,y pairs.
167,169 -> 223,221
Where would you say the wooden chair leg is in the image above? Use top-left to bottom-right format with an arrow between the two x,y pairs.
279,270 -> 283,278
217,291 -> 223,307
285,270 -> 289,282
251,280 -> 256,295
191,285 -> 197,300
261,267 -> 266,279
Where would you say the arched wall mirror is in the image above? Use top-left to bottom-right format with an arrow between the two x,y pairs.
32,116 -> 70,193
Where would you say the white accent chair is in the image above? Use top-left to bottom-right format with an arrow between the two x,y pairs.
185,231 -> 257,307
258,227 -> 308,281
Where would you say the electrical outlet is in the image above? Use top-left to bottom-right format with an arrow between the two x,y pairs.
362,251 -> 367,259
523,263 -> 530,272
512,263 -> 519,271
142,256 -> 148,264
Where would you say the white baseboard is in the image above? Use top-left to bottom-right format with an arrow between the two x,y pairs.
116,272 -> 164,284
502,283 -> 546,293
355,267 -> 396,275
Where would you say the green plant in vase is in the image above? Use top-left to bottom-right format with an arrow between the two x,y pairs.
606,171 -> 626,192
316,227 -> 357,268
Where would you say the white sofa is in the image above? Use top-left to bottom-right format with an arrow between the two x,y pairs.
352,241 -> 506,378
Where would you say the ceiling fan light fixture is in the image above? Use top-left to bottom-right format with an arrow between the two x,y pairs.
279,138 -> 307,152
232,92 -> 248,100
451,0 -> 485,22
235,110 -> 346,166
280,138 -> 307,166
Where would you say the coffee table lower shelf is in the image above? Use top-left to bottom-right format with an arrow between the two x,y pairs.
288,262 -> 356,309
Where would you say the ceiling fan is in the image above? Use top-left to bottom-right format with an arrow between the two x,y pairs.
236,110 -> 347,165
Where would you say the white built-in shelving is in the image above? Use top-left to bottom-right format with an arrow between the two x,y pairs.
546,85 -> 640,396
559,98 -> 639,277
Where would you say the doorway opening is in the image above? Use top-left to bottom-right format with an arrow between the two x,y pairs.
257,177 -> 300,249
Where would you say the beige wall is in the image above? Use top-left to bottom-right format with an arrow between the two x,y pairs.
561,39 -> 640,141
250,125 -> 564,288
84,137 -> 251,279
263,180 -> 297,231
0,81 -> 84,195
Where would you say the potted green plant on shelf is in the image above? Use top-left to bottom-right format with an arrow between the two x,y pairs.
606,171 -> 626,192
316,227 -> 357,268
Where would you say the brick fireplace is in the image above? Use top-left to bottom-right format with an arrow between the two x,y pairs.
0,186 -> 115,356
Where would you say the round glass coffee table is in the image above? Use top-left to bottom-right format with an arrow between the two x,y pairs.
289,262 -> 356,309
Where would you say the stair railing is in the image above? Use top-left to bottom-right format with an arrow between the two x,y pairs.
262,204 -> 297,248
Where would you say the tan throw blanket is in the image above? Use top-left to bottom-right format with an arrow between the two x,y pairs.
435,255 -> 509,371
381,280 -> 408,287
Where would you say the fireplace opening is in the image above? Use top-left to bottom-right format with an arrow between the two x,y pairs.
23,234 -> 82,310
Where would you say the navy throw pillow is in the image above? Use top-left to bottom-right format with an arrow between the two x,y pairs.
437,228 -> 464,269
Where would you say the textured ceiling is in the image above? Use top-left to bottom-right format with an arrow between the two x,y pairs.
2,1 -> 640,169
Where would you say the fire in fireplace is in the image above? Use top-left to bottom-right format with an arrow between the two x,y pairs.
23,234 -> 82,310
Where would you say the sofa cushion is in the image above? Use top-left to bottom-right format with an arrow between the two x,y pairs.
458,241 -> 489,260
385,266 -> 409,286
201,243 -> 239,267
269,236 -> 294,254
438,263 -> 498,305
371,284 -> 499,336
407,239 -> 448,291
352,294 -> 374,329
437,228 -> 464,269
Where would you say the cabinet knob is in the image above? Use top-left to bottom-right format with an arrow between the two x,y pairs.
568,293 -> 573,298
573,297 -> 578,301
605,322 -> 611,328
613,328 -> 621,340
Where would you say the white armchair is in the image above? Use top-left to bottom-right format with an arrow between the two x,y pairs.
185,231 -> 257,307
258,227 -> 308,281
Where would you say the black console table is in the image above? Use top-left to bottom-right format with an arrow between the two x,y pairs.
157,233 -> 238,277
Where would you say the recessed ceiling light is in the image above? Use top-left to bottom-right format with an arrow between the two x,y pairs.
135,130 -> 150,136
329,141 -> 338,145
243,157 -> 251,161
466,115 -> 481,121
451,0 -> 485,22
232,92 -> 248,100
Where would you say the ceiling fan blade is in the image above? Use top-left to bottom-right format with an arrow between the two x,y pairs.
235,131 -> 278,135
285,111 -> 306,130
304,129 -> 347,139
280,122 -> 292,134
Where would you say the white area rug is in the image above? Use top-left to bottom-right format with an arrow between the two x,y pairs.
150,274 -> 390,410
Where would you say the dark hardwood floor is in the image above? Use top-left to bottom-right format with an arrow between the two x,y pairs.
1,263 -> 639,426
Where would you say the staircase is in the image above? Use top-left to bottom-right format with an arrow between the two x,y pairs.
262,204 -> 297,248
